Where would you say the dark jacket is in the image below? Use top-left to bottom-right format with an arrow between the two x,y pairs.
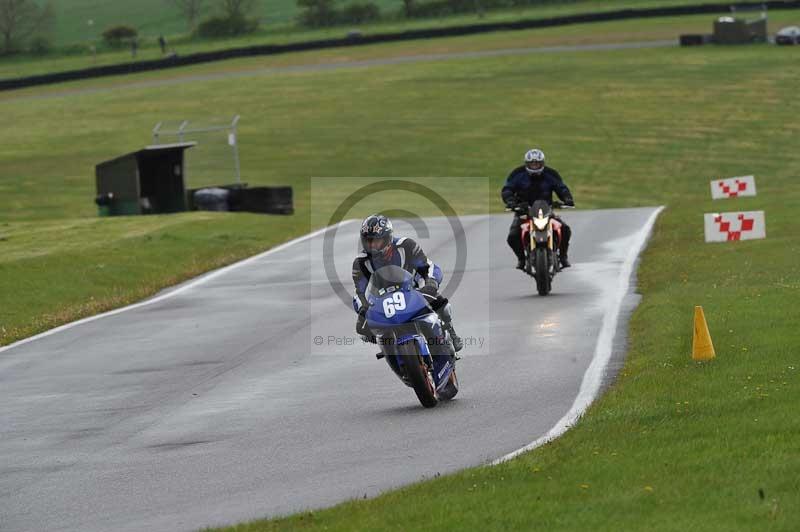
501,165 -> 574,207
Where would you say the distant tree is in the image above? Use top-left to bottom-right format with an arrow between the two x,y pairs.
168,0 -> 204,31
219,0 -> 257,19
0,0 -> 54,54
296,0 -> 337,28
339,2 -> 380,24
196,0 -> 259,38
401,0 -> 414,17
196,13 -> 257,37
102,25 -> 137,48
473,0 -> 484,18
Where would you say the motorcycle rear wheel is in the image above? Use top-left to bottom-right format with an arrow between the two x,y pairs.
524,248 -> 533,276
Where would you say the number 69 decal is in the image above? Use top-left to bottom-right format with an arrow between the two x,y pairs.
382,292 -> 407,318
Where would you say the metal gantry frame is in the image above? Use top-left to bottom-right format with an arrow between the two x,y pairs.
152,115 -> 241,184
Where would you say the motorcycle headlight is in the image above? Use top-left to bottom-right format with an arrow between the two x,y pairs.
533,217 -> 549,230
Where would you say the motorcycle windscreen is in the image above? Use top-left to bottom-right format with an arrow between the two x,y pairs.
531,199 -> 552,217
365,265 -> 431,327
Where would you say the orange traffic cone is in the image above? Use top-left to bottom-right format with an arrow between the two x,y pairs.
692,306 -> 716,361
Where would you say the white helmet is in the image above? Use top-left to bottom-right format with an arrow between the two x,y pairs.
524,149 -> 545,175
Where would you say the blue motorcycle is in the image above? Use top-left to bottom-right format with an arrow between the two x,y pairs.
364,266 -> 459,408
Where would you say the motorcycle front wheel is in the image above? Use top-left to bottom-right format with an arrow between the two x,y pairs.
399,343 -> 438,408
535,247 -> 551,296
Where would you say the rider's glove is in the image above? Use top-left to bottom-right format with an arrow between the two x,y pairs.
356,310 -> 368,334
420,283 -> 439,298
429,295 -> 449,312
357,319 -> 376,344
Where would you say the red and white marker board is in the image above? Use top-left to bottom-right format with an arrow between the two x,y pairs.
704,211 -> 766,242
710,175 -> 757,199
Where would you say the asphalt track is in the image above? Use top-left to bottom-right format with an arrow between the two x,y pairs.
0,209 -> 661,531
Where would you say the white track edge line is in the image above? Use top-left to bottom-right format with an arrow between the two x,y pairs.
0,221 -> 355,355
491,206 -> 665,465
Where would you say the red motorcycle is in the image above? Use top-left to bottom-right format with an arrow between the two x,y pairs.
512,200 -> 568,296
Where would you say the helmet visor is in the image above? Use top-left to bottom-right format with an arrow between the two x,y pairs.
526,161 -> 544,172
362,234 -> 390,253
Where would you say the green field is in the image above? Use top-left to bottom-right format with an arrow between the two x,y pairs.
2,14 -> 799,531
41,0 -> 709,45
0,0 -> 754,80
33,0 -> 397,44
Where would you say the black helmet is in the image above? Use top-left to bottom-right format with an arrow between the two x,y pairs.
360,214 -> 393,257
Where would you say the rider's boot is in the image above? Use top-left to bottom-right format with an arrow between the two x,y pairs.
446,323 -> 464,353
559,225 -> 572,269
516,256 -> 526,270
560,241 -> 571,268
436,302 -> 463,353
